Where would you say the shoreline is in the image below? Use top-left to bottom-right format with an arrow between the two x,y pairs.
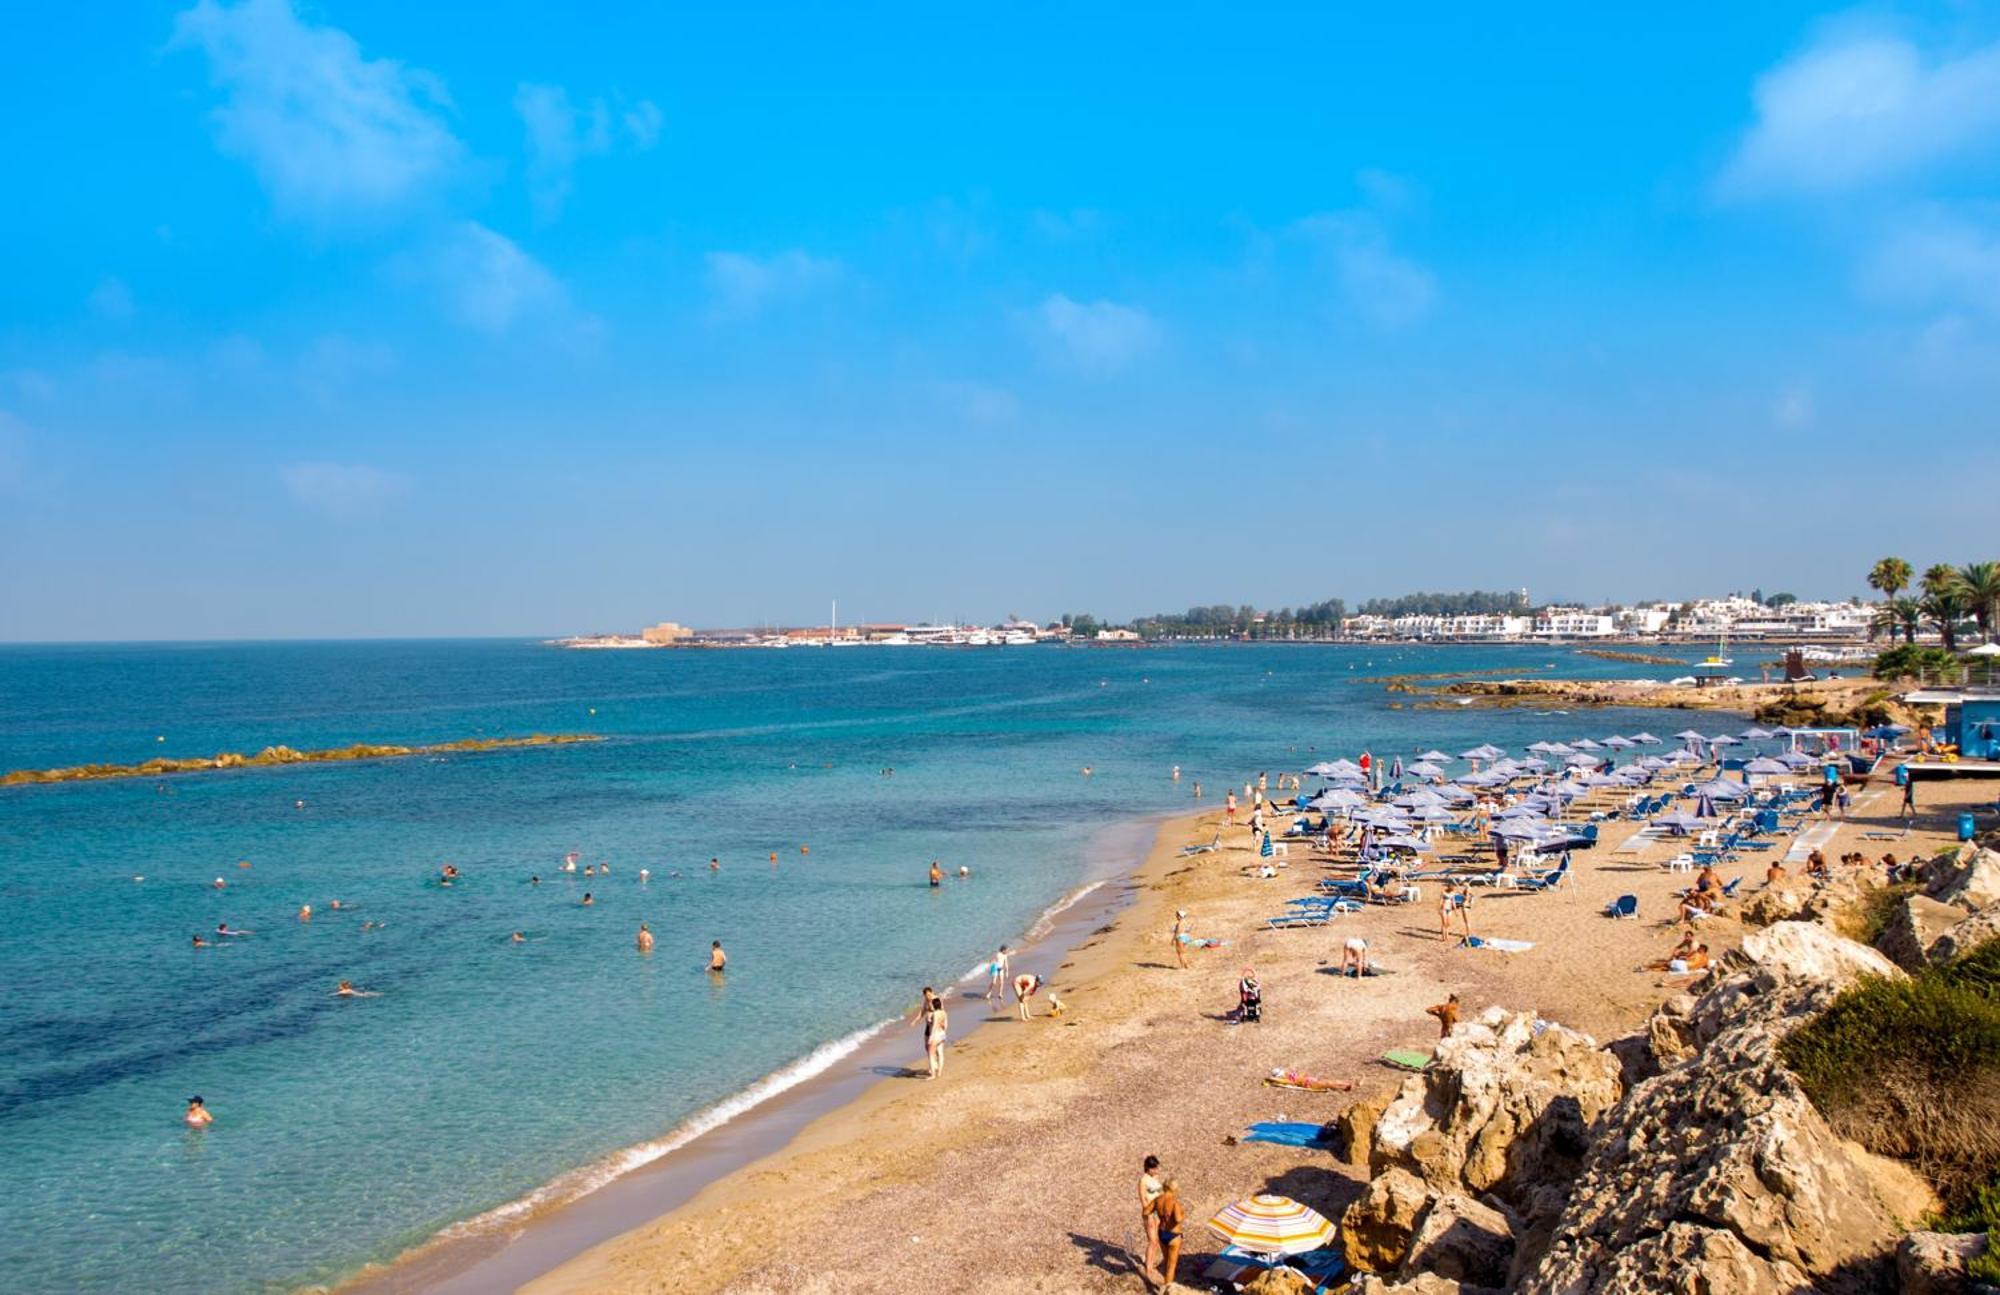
331,814 -> 1174,1295
509,765 -> 1977,1295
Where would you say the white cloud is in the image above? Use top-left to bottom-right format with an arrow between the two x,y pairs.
429,222 -> 567,333
172,0 -> 462,221
88,276 -> 135,322
515,83 -> 661,220
280,461 -> 410,520
1861,206 -> 2000,316
704,250 -> 841,320
1033,294 -> 1160,373
1296,211 -> 1436,329
1720,30 -> 2000,197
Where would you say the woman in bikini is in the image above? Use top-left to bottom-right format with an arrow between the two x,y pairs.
1137,1155 -> 1164,1280
923,991 -> 948,1079
1148,1177 -> 1186,1292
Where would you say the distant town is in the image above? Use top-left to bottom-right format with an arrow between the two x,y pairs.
553,589 -> 1898,651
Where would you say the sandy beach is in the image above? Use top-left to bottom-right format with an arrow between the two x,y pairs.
510,758 -> 1984,1295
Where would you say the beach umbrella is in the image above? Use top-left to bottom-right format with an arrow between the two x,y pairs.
1581,772 -> 1623,787
1708,734 -> 1741,747
1601,735 -> 1635,749
1321,759 -> 1364,778
1381,834 -> 1432,852
1417,749 -> 1452,763
1775,750 -> 1816,769
1516,757 -> 1550,773
1629,732 -> 1662,745
1542,742 -> 1576,756
1407,761 -> 1444,778
1207,1195 -> 1337,1257
1563,753 -> 1602,768
1695,778 -> 1749,801
1674,729 -> 1706,742
1695,791 -> 1716,819
1636,755 -> 1671,770
1390,756 -> 1404,780
1309,788 -> 1368,810
1303,762 -> 1342,777
1572,738 -> 1602,751
1969,641 -> 2000,657
1739,726 -> 1774,740
1743,757 -> 1789,775
1654,810 -> 1703,832
1525,741 -> 1562,754
1408,803 -> 1456,823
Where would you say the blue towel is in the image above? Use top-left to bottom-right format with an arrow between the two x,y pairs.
1243,1120 -> 1331,1148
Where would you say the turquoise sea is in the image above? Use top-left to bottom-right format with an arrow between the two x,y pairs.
0,640 -> 1706,1293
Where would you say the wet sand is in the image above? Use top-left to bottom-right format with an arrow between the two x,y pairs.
515,768 -> 1983,1294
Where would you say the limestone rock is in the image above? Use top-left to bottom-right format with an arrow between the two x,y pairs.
1879,895 -> 1978,969
1240,1268 -> 1314,1295
1897,1230 -> 1993,1295
1644,994 -> 1699,1069
1741,886 -> 1806,926
1932,848 -> 2000,913
1513,967 -> 1916,1294
1399,1193 -> 1516,1288
1354,1274 -> 1495,1295
1341,1168 -> 1432,1274
1930,904 -> 2000,965
1734,919 -> 1903,989
1339,1091 -> 1391,1169
1368,1009 -> 1622,1224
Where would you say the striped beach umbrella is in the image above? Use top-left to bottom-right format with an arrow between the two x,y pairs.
1206,1194 -> 1337,1256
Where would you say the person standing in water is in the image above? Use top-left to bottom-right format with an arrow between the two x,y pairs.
708,940 -> 727,972
185,1096 -> 213,1128
636,923 -> 653,953
987,945 -> 1011,1000
928,861 -> 943,888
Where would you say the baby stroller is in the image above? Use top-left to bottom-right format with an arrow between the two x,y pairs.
1237,973 -> 1263,1024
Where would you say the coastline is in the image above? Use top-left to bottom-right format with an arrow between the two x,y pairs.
331,814 -> 1175,1295
508,766 -> 1975,1295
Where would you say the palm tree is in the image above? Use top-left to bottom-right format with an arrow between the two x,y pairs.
1868,556 -> 1913,603
1873,597 -> 1921,645
1957,560 -> 2000,643
1921,588 -> 1964,652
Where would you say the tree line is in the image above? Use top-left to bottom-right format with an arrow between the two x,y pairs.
1866,557 -> 2000,651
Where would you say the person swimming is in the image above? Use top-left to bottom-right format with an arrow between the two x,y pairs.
191,934 -> 210,948
708,940 -> 727,972
636,923 -> 654,952
216,923 -> 252,938
584,864 -> 596,878
581,892 -> 594,906
709,857 -> 721,871
640,868 -> 651,883
510,931 -> 526,943
530,875 -> 541,885
334,980 -> 378,997
185,1096 -> 213,1128
298,904 -> 312,921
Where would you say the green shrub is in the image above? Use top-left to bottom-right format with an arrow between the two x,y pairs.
1874,644 -> 1963,682
1841,880 -> 1920,945
1780,938 -> 2000,1214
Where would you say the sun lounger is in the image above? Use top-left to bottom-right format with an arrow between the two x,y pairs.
1605,894 -> 1638,919
1179,833 -> 1221,856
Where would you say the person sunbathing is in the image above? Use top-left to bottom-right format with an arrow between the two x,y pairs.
1677,892 -> 1714,923
1650,932 -> 1697,971
1765,859 -> 1787,885
1694,865 -> 1721,896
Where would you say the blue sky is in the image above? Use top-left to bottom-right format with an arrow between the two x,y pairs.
3,2 -> 1999,639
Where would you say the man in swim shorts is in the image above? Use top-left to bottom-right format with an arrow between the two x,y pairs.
987,946 -> 1010,1000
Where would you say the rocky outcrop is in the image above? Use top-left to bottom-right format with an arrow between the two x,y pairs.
1369,1009 -> 1622,1221
1341,1169 -> 1433,1274
1399,1193 -> 1517,1288
1338,1090 -> 1391,1169
1929,905 -> 2000,965
1897,1230 -> 1993,1294
1513,925 -> 1922,1294
1931,847 -> 2000,913
1741,885 -> 1807,926
1878,894 -> 1975,969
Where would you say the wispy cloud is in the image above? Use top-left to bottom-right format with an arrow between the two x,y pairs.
1719,28 -> 2000,197
515,82 -> 661,221
426,221 -> 568,333
1296,213 -> 1435,330
1032,294 -> 1160,373
171,0 -> 462,222
704,250 -> 841,320
280,461 -> 410,520
1860,205 -> 2000,316
88,276 -> 135,322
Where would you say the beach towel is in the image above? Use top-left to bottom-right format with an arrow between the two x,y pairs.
1265,1068 -> 1352,1092
1242,1120 -> 1333,1148
1381,1048 -> 1432,1071
1461,936 -> 1535,952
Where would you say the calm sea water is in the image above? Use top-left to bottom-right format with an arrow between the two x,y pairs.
0,640 -> 1703,1293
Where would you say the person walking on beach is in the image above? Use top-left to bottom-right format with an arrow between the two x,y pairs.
1900,772 -> 1917,820
923,991 -> 948,1078
1439,883 -> 1472,942
1171,909 -> 1190,969
1224,789 -> 1236,823
635,922 -> 653,953
708,940 -> 727,972
1137,1155 -> 1165,1281
987,945 -> 1011,1000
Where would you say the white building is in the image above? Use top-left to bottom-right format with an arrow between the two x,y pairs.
1532,608 -> 1617,638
